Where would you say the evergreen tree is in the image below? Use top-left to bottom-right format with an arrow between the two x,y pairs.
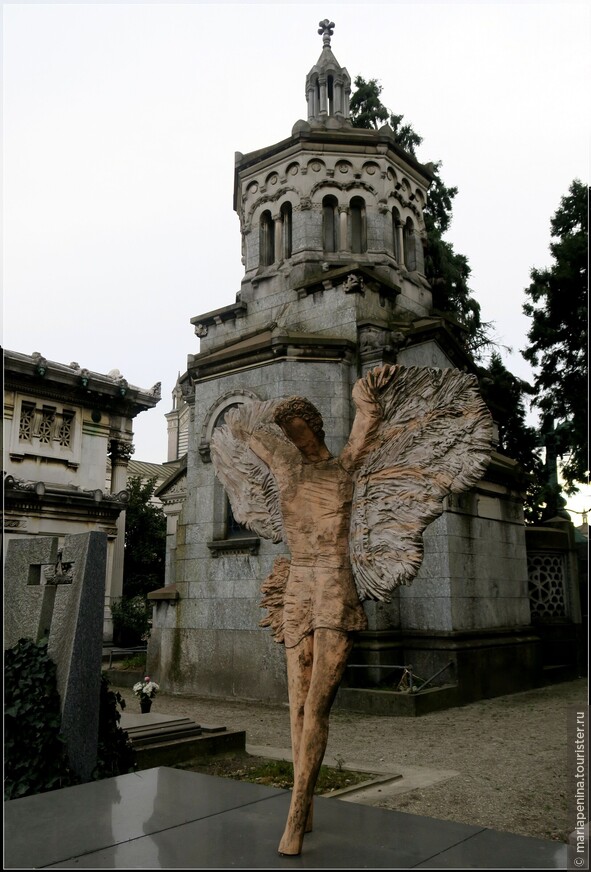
522,179 -> 588,493
349,76 -> 493,356
477,353 -> 547,523
348,76 -> 389,131
349,75 -> 559,521
122,476 -> 166,599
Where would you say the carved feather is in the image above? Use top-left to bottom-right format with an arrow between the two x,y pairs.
349,365 -> 493,601
210,400 -> 284,543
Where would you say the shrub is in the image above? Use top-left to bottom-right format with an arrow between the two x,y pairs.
4,638 -> 78,799
93,675 -> 136,779
111,595 -> 150,646
4,639 -> 136,799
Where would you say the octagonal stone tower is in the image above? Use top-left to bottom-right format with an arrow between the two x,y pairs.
149,22 -> 538,709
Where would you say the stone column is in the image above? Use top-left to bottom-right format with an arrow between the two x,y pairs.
334,81 -> 343,116
396,224 -> 405,266
318,76 -> 327,116
105,438 -> 134,641
274,213 -> 283,262
306,85 -> 315,120
339,206 -> 348,251
413,231 -> 425,274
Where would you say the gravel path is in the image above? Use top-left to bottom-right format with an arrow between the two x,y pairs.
115,677 -> 587,843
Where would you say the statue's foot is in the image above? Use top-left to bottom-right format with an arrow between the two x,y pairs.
278,828 -> 304,856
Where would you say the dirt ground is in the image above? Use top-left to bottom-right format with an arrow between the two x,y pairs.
115,676 -> 587,843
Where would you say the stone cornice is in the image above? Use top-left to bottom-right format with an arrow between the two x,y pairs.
148,584 -> 180,601
4,350 -> 161,416
403,316 -> 475,373
234,124 -> 434,212
4,476 -> 128,519
188,331 -> 356,382
207,537 -> 260,557
294,263 -> 401,300
190,301 -> 247,337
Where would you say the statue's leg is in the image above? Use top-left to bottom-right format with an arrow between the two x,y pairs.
285,636 -> 314,832
278,629 -> 353,856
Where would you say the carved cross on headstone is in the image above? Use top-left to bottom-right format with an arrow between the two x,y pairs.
27,550 -> 74,643
318,18 -> 335,47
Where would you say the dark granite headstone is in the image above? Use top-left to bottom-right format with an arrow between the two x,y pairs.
4,531 -> 108,781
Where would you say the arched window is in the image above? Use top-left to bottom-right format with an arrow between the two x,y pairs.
350,196 -> 367,254
322,195 -> 339,252
281,202 -> 292,259
392,208 -> 402,262
212,404 -> 250,539
259,210 -> 274,266
404,217 -> 416,270
327,74 -> 334,115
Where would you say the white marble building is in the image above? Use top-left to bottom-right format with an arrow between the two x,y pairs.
3,349 -> 160,640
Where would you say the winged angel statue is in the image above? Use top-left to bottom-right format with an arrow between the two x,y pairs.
211,364 -> 493,856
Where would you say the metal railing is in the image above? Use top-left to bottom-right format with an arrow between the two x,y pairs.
106,646 -> 147,669
346,660 -> 453,692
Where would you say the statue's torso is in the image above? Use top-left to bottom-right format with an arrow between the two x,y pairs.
278,457 -> 353,566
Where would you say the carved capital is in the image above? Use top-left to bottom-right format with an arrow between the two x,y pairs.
108,439 -> 134,464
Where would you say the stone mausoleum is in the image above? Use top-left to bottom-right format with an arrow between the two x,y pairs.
3,349 -> 160,642
149,23 -> 550,708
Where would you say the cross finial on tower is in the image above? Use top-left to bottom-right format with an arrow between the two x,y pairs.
318,19 -> 335,48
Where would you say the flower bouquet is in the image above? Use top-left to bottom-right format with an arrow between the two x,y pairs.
133,676 -> 160,713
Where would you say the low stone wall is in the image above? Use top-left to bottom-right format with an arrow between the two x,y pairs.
335,684 -> 460,717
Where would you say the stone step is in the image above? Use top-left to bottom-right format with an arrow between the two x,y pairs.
122,713 -> 203,744
129,724 -> 204,747
131,729 -> 247,770
120,712 -> 241,765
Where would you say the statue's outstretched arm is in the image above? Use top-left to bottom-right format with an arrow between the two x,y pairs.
340,369 -> 385,472
250,423 -> 299,478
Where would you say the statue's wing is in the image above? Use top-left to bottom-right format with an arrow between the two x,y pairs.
350,365 -> 493,601
210,400 -> 283,543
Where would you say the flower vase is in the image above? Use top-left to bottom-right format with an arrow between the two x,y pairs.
140,697 -> 152,714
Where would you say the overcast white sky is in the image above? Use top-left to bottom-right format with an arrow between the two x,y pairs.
2,1 -> 589,514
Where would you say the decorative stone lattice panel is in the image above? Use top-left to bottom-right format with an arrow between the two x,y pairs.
18,404 -> 35,441
527,551 -> 567,619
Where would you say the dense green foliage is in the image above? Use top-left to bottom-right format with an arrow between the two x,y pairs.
477,353 -> 549,523
115,475 -> 166,642
349,75 -> 491,356
4,638 -> 78,799
123,476 -> 166,599
94,675 -> 137,779
4,640 -> 136,800
522,180 -> 588,493
348,75 -> 561,521
111,594 -> 151,645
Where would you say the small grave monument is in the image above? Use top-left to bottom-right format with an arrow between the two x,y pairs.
4,531 -> 108,781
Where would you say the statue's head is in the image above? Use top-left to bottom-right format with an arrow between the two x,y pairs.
273,397 -> 325,441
